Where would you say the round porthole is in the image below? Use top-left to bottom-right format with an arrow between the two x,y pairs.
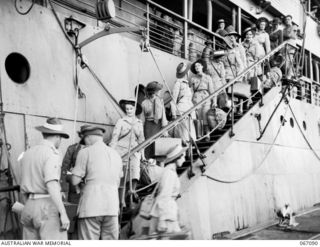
280,115 -> 285,126
5,53 -> 30,84
290,118 -> 294,128
302,121 -> 307,131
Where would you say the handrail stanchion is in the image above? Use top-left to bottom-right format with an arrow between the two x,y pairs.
260,61 -> 264,107
183,0 -> 188,59
229,84 -> 235,137
146,2 -> 150,38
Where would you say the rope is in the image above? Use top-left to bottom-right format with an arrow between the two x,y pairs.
48,0 -> 76,49
85,65 -> 124,117
204,103 -> 289,184
119,44 -> 144,224
288,103 -> 320,162
14,0 -> 35,15
49,0 -> 124,119
135,181 -> 157,193
72,60 -> 80,144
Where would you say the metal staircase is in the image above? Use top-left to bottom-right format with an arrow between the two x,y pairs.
120,40 -> 296,230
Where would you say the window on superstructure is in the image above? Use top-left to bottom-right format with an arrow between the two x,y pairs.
312,59 -> 319,83
309,0 -> 320,21
302,51 -> 311,79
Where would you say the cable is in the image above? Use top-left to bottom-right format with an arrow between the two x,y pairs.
288,103 -> 320,162
48,0 -> 76,49
204,103 -> 289,184
14,0 -> 35,15
257,85 -> 290,141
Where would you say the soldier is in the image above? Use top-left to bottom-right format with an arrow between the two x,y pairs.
71,125 -> 122,240
61,125 -> 88,203
20,117 -> 70,240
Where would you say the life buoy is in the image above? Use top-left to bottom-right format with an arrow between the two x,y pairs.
96,0 -> 116,20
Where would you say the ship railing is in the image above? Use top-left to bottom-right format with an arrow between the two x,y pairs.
107,0 -> 226,59
50,0 -> 230,59
122,41 -> 296,162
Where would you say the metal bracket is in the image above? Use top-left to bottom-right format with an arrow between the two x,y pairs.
255,113 -> 262,136
78,26 -> 146,49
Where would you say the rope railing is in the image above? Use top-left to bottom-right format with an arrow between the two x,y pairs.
122,41 -> 294,160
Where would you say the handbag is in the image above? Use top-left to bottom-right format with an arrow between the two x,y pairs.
250,76 -> 262,93
140,160 -> 152,186
217,92 -> 231,110
151,138 -> 182,157
139,177 -> 161,220
207,108 -> 227,130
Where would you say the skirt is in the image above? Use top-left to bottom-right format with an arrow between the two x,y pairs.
144,120 -> 162,159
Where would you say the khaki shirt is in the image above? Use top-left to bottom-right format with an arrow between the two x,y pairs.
171,79 -> 194,116
20,140 -> 61,194
72,140 -> 122,218
109,116 -> 145,156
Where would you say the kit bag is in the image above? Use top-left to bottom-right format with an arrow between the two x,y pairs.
217,92 -> 231,110
139,180 -> 161,220
250,76 -> 263,93
150,138 -> 182,158
207,108 -> 227,130
140,160 -> 152,186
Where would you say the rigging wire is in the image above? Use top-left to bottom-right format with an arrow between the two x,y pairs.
48,0 -> 124,119
288,103 -> 320,162
119,47 -> 144,223
14,0 -> 35,15
204,101 -> 290,184
48,0 -> 76,49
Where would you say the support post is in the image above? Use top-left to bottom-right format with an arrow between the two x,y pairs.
207,0 -> 212,31
183,0 -> 188,59
188,0 -> 193,21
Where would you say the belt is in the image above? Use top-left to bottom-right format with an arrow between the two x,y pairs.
195,89 -> 209,93
28,193 -> 51,200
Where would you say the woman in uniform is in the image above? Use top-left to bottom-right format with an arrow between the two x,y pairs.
109,98 -> 145,198
190,59 -> 214,140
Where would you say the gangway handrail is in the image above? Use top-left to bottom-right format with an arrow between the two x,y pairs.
122,41 -> 295,159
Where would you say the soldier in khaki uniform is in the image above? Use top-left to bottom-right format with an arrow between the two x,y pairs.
20,118 -> 70,240
71,125 -> 123,240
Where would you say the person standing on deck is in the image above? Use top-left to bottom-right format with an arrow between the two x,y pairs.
255,17 -> 271,59
216,19 -> 226,36
269,17 -> 284,51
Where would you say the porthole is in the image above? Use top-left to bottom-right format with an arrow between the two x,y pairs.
280,115 -> 285,126
290,118 -> 294,128
302,121 -> 307,131
5,53 -> 30,84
